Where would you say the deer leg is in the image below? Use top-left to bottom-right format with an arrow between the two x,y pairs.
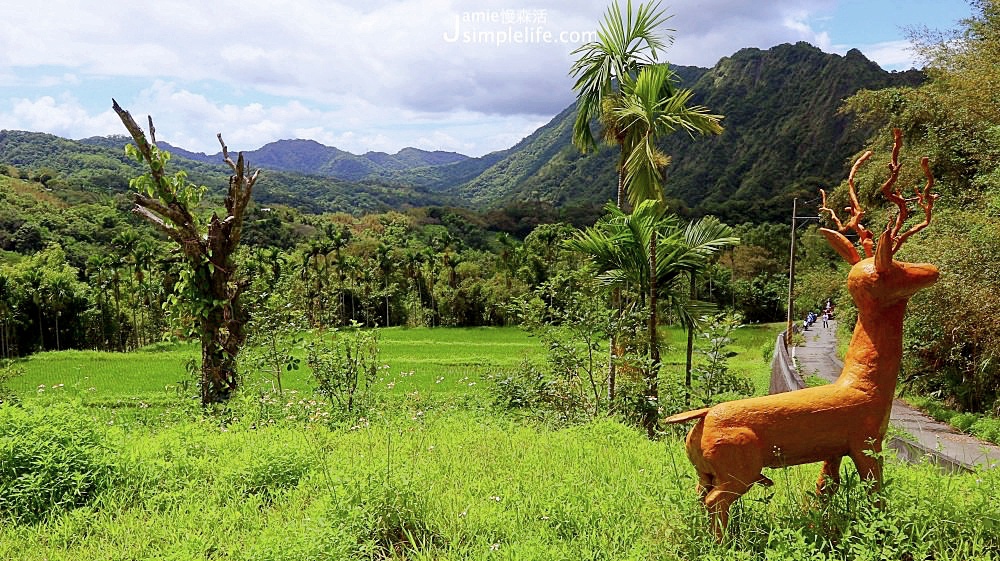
817,456 -> 843,496
850,443 -> 884,500
703,477 -> 753,540
851,443 -> 882,482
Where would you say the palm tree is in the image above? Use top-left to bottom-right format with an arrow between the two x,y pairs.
568,202 -> 736,435
678,217 -> 739,404
572,3 -> 724,408
570,0 -> 673,166
22,268 -> 45,351
590,62 -> 724,407
611,63 -> 724,389
0,272 -> 14,358
610,64 -> 724,209
45,276 -> 74,351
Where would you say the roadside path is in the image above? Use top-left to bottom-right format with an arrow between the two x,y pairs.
792,320 -> 1000,472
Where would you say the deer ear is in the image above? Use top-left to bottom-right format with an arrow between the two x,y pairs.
875,229 -> 894,272
820,228 -> 861,265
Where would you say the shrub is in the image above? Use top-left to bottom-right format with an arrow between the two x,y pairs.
970,416 -> 1000,445
950,412 -> 978,432
489,361 -> 590,425
691,312 -> 754,406
0,404 -> 115,523
306,323 -> 383,418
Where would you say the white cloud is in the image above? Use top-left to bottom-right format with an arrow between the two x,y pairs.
0,0 -> 946,156
847,40 -> 918,70
2,95 -> 119,139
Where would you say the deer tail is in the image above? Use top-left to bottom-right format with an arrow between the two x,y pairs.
662,408 -> 711,424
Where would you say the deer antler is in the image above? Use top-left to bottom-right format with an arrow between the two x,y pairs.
879,129 -> 939,255
821,128 -> 938,261
820,149 -> 875,257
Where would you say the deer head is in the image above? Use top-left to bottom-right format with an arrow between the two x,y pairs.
818,129 -> 940,308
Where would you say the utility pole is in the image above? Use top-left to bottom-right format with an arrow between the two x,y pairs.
785,198 -> 798,347
785,198 -> 820,348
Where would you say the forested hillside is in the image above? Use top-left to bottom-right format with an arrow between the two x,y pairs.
457,42 -> 923,223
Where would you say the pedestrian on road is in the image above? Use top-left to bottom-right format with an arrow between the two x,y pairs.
822,311 -> 829,328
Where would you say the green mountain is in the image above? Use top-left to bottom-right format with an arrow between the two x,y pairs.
437,42 -> 922,223
0,131 -> 454,214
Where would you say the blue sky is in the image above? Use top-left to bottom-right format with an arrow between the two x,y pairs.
0,0 -> 974,157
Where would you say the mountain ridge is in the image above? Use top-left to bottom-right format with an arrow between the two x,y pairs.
157,139 -> 470,182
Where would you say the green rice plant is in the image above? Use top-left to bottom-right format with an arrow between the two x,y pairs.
0,404 -> 115,524
0,359 -> 21,406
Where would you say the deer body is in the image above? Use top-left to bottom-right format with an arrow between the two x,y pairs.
668,256 -> 937,536
664,129 -> 939,538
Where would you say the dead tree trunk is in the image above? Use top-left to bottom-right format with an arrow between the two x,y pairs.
112,99 -> 259,406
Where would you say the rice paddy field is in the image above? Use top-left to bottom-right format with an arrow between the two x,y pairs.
1,325 -> 998,560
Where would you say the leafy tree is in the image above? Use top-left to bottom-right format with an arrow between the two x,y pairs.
113,100 -> 259,406
838,0 -> 1000,412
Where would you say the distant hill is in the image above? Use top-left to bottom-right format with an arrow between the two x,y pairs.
0,131 -> 454,214
158,139 -> 469,182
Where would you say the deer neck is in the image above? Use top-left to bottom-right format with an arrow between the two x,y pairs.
835,300 -> 909,399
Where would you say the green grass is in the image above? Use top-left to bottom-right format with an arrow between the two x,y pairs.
12,325 -> 777,404
5,324 -> 998,559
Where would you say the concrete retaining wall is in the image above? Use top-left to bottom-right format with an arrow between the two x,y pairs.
769,333 -> 805,394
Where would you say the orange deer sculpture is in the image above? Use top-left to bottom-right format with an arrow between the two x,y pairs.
663,129 -> 939,538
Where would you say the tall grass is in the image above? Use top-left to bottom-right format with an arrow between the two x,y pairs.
3,325 -> 997,559
0,404 -> 997,560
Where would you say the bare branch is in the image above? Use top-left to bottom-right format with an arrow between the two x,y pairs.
148,115 -> 157,146
218,133 -> 237,174
112,99 -> 154,167
134,194 -> 195,231
132,206 -> 184,245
